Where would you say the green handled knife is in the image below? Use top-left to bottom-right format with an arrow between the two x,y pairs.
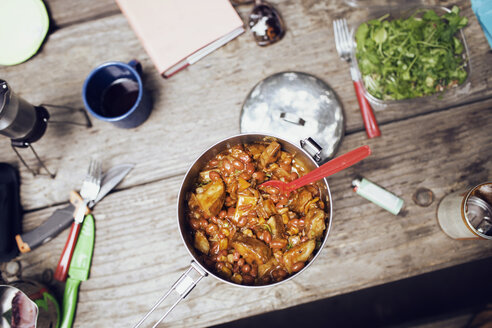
60,214 -> 95,328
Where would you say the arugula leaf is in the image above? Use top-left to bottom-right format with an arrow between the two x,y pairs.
355,7 -> 468,100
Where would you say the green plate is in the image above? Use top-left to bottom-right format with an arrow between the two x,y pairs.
0,0 -> 49,66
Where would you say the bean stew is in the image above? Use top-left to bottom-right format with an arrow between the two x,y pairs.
185,139 -> 330,286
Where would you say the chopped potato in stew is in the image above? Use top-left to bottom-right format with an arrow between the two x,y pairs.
186,140 -> 329,285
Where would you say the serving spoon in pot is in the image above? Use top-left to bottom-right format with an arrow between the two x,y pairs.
260,145 -> 371,195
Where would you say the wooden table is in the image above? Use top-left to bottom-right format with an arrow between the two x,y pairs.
1,0 -> 491,326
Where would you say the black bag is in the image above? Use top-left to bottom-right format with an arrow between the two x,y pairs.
0,163 -> 22,262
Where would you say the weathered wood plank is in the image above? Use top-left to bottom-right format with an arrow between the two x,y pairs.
44,0 -> 118,28
0,0 -> 490,211
13,98 -> 492,327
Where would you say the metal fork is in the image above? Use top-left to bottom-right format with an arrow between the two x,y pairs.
76,158 -> 102,221
333,18 -> 381,139
54,158 -> 102,281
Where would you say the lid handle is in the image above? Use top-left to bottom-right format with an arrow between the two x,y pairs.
280,112 -> 306,126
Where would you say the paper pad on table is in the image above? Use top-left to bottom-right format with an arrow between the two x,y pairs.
116,0 -> 245,78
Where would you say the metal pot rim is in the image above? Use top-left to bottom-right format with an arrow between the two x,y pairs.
177,132 -> 333,288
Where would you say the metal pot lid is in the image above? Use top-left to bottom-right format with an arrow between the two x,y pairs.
240,71 -> 344,161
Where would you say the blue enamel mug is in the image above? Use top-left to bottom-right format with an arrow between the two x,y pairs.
82,60 -> 152,128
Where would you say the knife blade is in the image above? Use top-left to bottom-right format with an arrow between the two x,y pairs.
60,214 -> 95,328
15,163 -> 134,253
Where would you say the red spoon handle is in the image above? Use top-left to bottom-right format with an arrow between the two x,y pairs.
353,80 -> 381,139
54,222 -> 81,281
289,145 -> 371,190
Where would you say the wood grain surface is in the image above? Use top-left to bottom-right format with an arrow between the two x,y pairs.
1,0 -> 491,327
0,0 -> 490,211
15,98 -> 492,327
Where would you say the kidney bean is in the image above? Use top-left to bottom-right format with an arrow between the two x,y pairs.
233,251 -> 240,261
210,216 -> 219,225
244,163 -> 254,174
238,153 -> 251,163
189,218 -> 201,230
209,171 -> 222,181
208,159 -> 219,167
216,262 -> 225,271
265,186 -> 280,195
252,171 -> 266,182
222,160 -> 233,176
199,219 -> 208,229
270,239 -> 287,249
256,230 -> 264,240
219,210 -> 227,219
205,223 -> 219,235
233,264 -> 240,273
242,274 -> 255,285
288,219 -> 300,230
237,215 -> 248,228
292,262 -> 305,272
210,242 -> 220,255
241,264 -> 251,274
272,268 -> 288,281
263,230 -> 272,244
250,265 -> 258,278
237,258 -> 245,267
233,159 -> 244,170
276,198 -> 288,208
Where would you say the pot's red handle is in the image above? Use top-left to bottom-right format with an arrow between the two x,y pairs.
132,261 -> 207,328
353,80 -> 381,139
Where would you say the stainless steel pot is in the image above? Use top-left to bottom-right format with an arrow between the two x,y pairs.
134,133 -> 333,327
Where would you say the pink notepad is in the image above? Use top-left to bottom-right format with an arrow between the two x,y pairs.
116,0 -> 245,78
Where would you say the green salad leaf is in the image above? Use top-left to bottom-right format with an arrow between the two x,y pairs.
355,6 -> 469,100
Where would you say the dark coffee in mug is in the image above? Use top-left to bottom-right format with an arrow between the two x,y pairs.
101,78 -> 139,118
82,60 -> 152,128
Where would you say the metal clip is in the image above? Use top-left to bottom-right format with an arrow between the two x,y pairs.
300,137 -> 322,162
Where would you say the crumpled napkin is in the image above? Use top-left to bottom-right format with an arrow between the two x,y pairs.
471,0 -> 492,49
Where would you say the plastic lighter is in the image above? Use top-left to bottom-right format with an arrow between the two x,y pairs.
352,178 -> 404,215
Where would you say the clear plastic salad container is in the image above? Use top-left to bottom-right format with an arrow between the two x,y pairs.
349,5 -> 472,110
